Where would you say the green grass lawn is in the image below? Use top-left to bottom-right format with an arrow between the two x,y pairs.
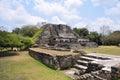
0,51 -> 72,80
81,46 -> 120,55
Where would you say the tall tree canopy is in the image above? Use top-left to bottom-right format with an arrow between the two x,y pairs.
0,31 -> 22,48
102,30 -> 120,45
73,28 -> 89,37
89,32 -> 102,45
12,25 -> 39,37
0,30 -> 34,50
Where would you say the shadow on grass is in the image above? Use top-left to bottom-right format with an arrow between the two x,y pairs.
0,51 -> 19,57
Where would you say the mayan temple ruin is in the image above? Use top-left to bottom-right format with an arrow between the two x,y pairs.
35,24 -> 98,50
29,24 -> 120,80
1,1 -> 120,80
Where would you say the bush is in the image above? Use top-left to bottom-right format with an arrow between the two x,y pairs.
0,31 -> 22,49
12,25 -> 39,37
103,31 -> 120,45
89,32 -> 102,45
0,30 -> 34,51
20,37 -> 34,50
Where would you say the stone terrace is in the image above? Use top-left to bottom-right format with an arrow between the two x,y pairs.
29,48 -> 120,80
29,48 -> 79,56
29,48 -> 80,70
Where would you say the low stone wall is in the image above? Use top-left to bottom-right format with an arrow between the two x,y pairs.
0,51 -> 18,57
29,48 -> 80,70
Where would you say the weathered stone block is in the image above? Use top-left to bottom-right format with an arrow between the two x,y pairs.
29,48 -> 80,70
111,65 -> 120,80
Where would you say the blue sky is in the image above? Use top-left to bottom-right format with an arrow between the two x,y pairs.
0,0 -> 120,32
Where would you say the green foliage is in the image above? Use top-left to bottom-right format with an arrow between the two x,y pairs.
89,32 -> 102,45
73,28 -> 89,37
12,28 -> 20,34
0,31 -> 22,48
102,30 -> 120,45
32,26 -> 45,41
0,30 -> 34,50
12,25 -> 39,37
73,28 -> 102,44
0,31 -> 8,47
7,33 -> 23,47
20,37 -> 34,50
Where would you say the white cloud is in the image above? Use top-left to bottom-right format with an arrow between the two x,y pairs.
91,0 -> 119,6
91,17 -> 113,32
51,16 -> 66,24
90,17 -> 120,32
106,2 -> 120,16
64,0 -> 84,8
33,0 -> 81,21
74,22 -> 88,28
91,17 -> 114,27
74,17 -> 120,32
0,0 -> 46,25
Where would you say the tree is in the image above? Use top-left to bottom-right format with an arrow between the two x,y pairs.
12,28 -> 21,34
0,29 -> 35,51
102,30 -> 120,45
0,31 -> 9,47
100,25 -> 111,36
73,28 -> 89,37
7,34 -> 23,49
20,25 -> 39,37
12,25 -> 39,37
0,31 -> 23,49
20,37 -> 34,50
0,26 -> 6,31
89,32 -> 102,45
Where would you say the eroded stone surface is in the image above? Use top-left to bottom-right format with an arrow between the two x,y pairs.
61,53 -> 120,80
36,24 -> 98,50
86,53 -> 120,71
29,48 -> 80,70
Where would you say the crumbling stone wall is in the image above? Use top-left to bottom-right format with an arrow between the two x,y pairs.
0,51 -> 18,57
29,49 -> 80,70
75,63 -> 120,80
36,24 -> 98,49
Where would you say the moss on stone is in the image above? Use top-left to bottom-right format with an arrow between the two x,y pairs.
32,26 -> 45,41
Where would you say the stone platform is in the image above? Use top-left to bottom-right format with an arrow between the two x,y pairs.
29,48 -> 80,70
62,53 -> 120,80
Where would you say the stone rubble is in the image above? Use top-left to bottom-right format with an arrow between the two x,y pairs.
62,53 -> 120,80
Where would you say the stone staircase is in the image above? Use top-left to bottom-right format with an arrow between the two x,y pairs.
72,54 -> 113,80
62,53 -> 120,80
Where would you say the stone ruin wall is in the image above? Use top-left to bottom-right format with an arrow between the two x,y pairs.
28,48 -> 120,80
36,24 -> 98,49
29,48 -> 80,70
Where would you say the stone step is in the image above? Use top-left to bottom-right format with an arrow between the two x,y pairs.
93,75 -> 107,80
77,60 -> 88,66
83,54 -> 110,60
80,56 -> 99,62
74,64 -> 87,70
77,73 -> 93,80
